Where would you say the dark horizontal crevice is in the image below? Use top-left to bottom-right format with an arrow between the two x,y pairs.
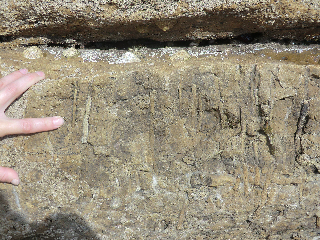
2,32 -> 320,50
84,39 -> 192,50
50,36 -> 254,50
82,33 -> 265,50
0,35 -> 14,42
80,33 -> 320,50
49,33 -> 320,50
69,33 -> 318,50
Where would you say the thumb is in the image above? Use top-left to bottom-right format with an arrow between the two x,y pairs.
0,166 -> 19,185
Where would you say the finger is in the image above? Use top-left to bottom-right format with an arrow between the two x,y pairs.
0,71 -> 45,111
0,69 -> 28,90
0,166 -> 19,185
0,116 -> 64,137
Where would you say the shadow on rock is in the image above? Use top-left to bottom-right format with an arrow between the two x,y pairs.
0,191 -> 99,240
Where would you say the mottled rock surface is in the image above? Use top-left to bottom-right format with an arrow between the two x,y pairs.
1,0 -> 320,44
0,44 -> 320,239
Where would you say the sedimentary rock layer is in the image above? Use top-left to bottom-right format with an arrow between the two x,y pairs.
1,0 -> 320,44
0,45 -> 320,238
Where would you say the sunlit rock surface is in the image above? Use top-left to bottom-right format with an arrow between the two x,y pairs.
0,44 -> 320,239
1,0 -> 320,43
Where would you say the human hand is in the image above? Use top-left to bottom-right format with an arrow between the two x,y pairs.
0,69 -> 64,186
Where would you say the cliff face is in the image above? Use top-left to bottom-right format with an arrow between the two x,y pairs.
1,1 -> 320,239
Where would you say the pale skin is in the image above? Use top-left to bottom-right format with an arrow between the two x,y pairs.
0,69 -> 64,185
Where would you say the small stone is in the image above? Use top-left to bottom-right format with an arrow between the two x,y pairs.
116,52 -> 141,64
23,46 -> 43,59
170,50 -> 191,61
62,47 -> 79,58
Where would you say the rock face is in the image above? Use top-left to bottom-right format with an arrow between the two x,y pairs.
1,1 -> 320,239
1,45 -> 320,239
1,0 -> 320,44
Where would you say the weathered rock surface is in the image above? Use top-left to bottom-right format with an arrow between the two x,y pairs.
1,0 -> 320,44
0,44 -> 320,239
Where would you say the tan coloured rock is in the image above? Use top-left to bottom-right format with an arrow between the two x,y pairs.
1,0 -> 320,44
0,44 -> 320,238
62,47 -> 80,58
23,46 -> 43,59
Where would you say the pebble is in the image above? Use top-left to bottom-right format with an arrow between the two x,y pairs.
170,49 -> 191,61
23,46 -> 43,59
62,47 -> 79,58
115,52 -> 141,64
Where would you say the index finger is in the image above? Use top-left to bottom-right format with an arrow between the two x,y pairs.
0,71 -> 45,112
0,69 -> 29,90
0,116 -> 64,137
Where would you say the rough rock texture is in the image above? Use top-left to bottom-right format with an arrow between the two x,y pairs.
1,0 -> 320,44
1,45 -> 320,239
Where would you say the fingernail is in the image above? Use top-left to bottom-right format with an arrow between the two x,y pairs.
19,69 -> 28,74
35,71 -> 45,77
53,117 -> 64,127
11,179 -> 19,186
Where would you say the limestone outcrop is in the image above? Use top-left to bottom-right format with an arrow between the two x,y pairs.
1,0 -> 320,44
0,44 -> 320,239
1,0 -> 320,238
